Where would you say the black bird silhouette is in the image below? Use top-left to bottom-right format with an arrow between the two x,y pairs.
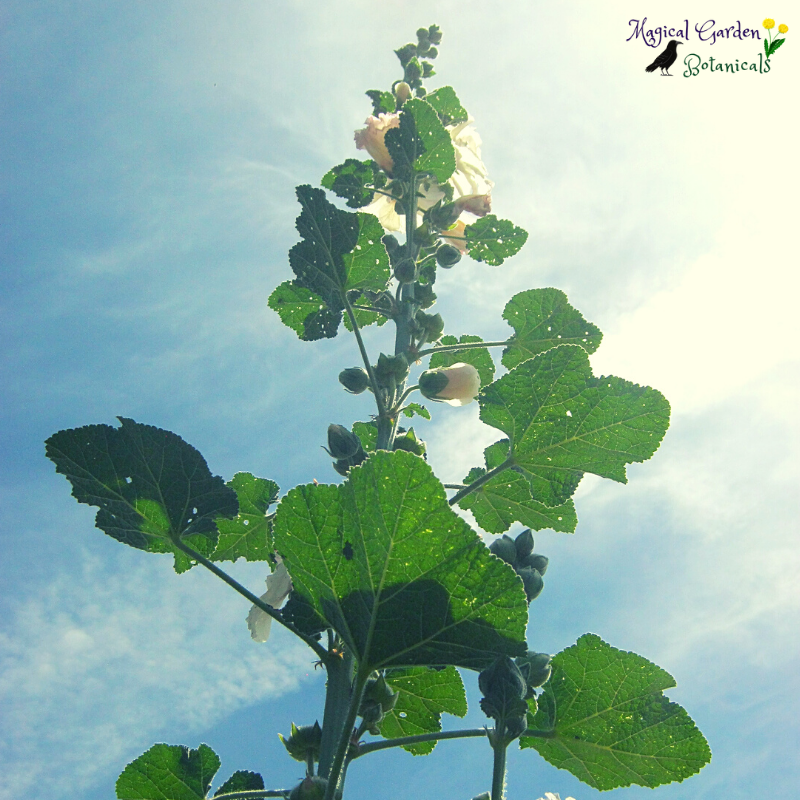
645,40 -> 683,75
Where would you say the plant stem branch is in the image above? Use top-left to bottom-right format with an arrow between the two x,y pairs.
491,736 -> 508,800
171,538 -> 329,664
416,339 -> 513,359
318,648 -> 355,778
350,728 -> 489,759
391,384 -> 419,411
343,295 -> 386,418
211,791 -> 290,800
322,669 -> 368,800
351,304 -> 392,317
448,460 -> 514,506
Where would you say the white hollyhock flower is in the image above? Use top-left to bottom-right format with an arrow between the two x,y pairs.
247,556 -> 293,643
536,794 -> 576,800
419,362 -> 481,406
356,114 -> 494,234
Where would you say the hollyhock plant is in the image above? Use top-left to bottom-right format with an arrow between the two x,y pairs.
45,23 -> 709,800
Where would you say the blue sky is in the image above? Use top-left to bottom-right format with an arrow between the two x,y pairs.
1,2 -> 798,799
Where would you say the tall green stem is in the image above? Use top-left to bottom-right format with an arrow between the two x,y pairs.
318,649 -> 355,779
322,668 -> 369,800
491,736 -> 508,800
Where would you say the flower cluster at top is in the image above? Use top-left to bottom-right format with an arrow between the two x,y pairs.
355,110 -> 493,242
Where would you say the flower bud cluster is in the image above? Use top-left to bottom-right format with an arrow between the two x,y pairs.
478,656 -> 530,743
489,529 -> 548,603
394,25 -> 442,97
289,776 -> 330,800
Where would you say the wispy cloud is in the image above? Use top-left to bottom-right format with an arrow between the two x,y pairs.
0,551 -> 314,800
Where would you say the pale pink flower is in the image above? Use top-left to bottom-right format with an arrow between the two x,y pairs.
536,794 -> 576,800
420,362 -> 481,406
440,219 -> 468,253
454,193 -> 492,217
354,112 -> 400,173
247,556 -> 293,643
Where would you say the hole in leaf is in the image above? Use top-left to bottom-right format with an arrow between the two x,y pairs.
243,519 -> 250,526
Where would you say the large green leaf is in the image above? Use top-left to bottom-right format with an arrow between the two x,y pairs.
116,743 -> 220,800
45,418 -> 238,573
479,345 -> 670,506
272,450 -> 528,671
384,98 -> 456,183
381,666 -> 468,754
465,215 -> 528,266
211,473 -> 278,563
521,634 -> 711,790
321,158 -> 376,208
287,185 -> 390,336
426,86 -> 469,125
502,288 -> 603,369
268,281 -> 341,341
429,334 -> 495,386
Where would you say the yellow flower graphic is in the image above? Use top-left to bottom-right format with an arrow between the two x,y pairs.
763,18 -> 775,29
779,23 -> 789,33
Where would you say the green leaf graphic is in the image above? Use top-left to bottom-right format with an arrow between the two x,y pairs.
765,39 -> 770,57
272,450 -> 528,671
521,634 -> 711,790
426,86 -> 469,125
480,346 -> 670,506
381,666 -> 468,754
268,281 -> 341,341
322,159 -> 376,208
213,771 -> 265,797
769,37 -> 786,55
116,743 -> 220,800
45,419 -> 237,573
385,98 -> 456,183
429,334 -> 495,386
502,289 -> 603,369
465,215 -> 528,266
212,473 -> 279,563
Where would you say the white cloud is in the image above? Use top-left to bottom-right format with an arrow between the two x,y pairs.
0,552 -> 315,800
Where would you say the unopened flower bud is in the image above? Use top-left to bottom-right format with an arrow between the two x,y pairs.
516,652 -> 553,690
382,234 -> 400,254
404,57 -> 423,83
517,567 -> 544,602
521,553 -> 548,576
415,310 -> 445,342
436,243 -> 461,268
363,673 -> 400,713
392,429 -> 426,457
394,43 -> 417,67
489,535 -> 517,565
375,352 -> 410,383
514,529 -> 534,561
393,257 -> 416,283
289,776 -> 328,800
427,202 -> 462,230
339,367 -> 370,395
279,721 -> 323,762
394,81 -> 412,106
326,424 -> 363,460
419,363 -> 480,406
479,656 -> 529,726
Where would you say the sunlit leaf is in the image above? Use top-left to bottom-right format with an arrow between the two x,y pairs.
272,451 -> 528,671
465,215 -> 528,266
116,743 -> 220,800
381,666 -> 467,754
46,419 -> 237,573
480,346 -> 670,506
502,289 -> 602,369
521,634 -> 711,790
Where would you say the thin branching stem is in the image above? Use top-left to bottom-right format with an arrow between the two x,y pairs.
171,538 -> 330,664
448,460 -> 514,506
351,728 -> 489,759
211,791 -> 290,800
343,295 -> 387,418
416,339 -> 513,359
